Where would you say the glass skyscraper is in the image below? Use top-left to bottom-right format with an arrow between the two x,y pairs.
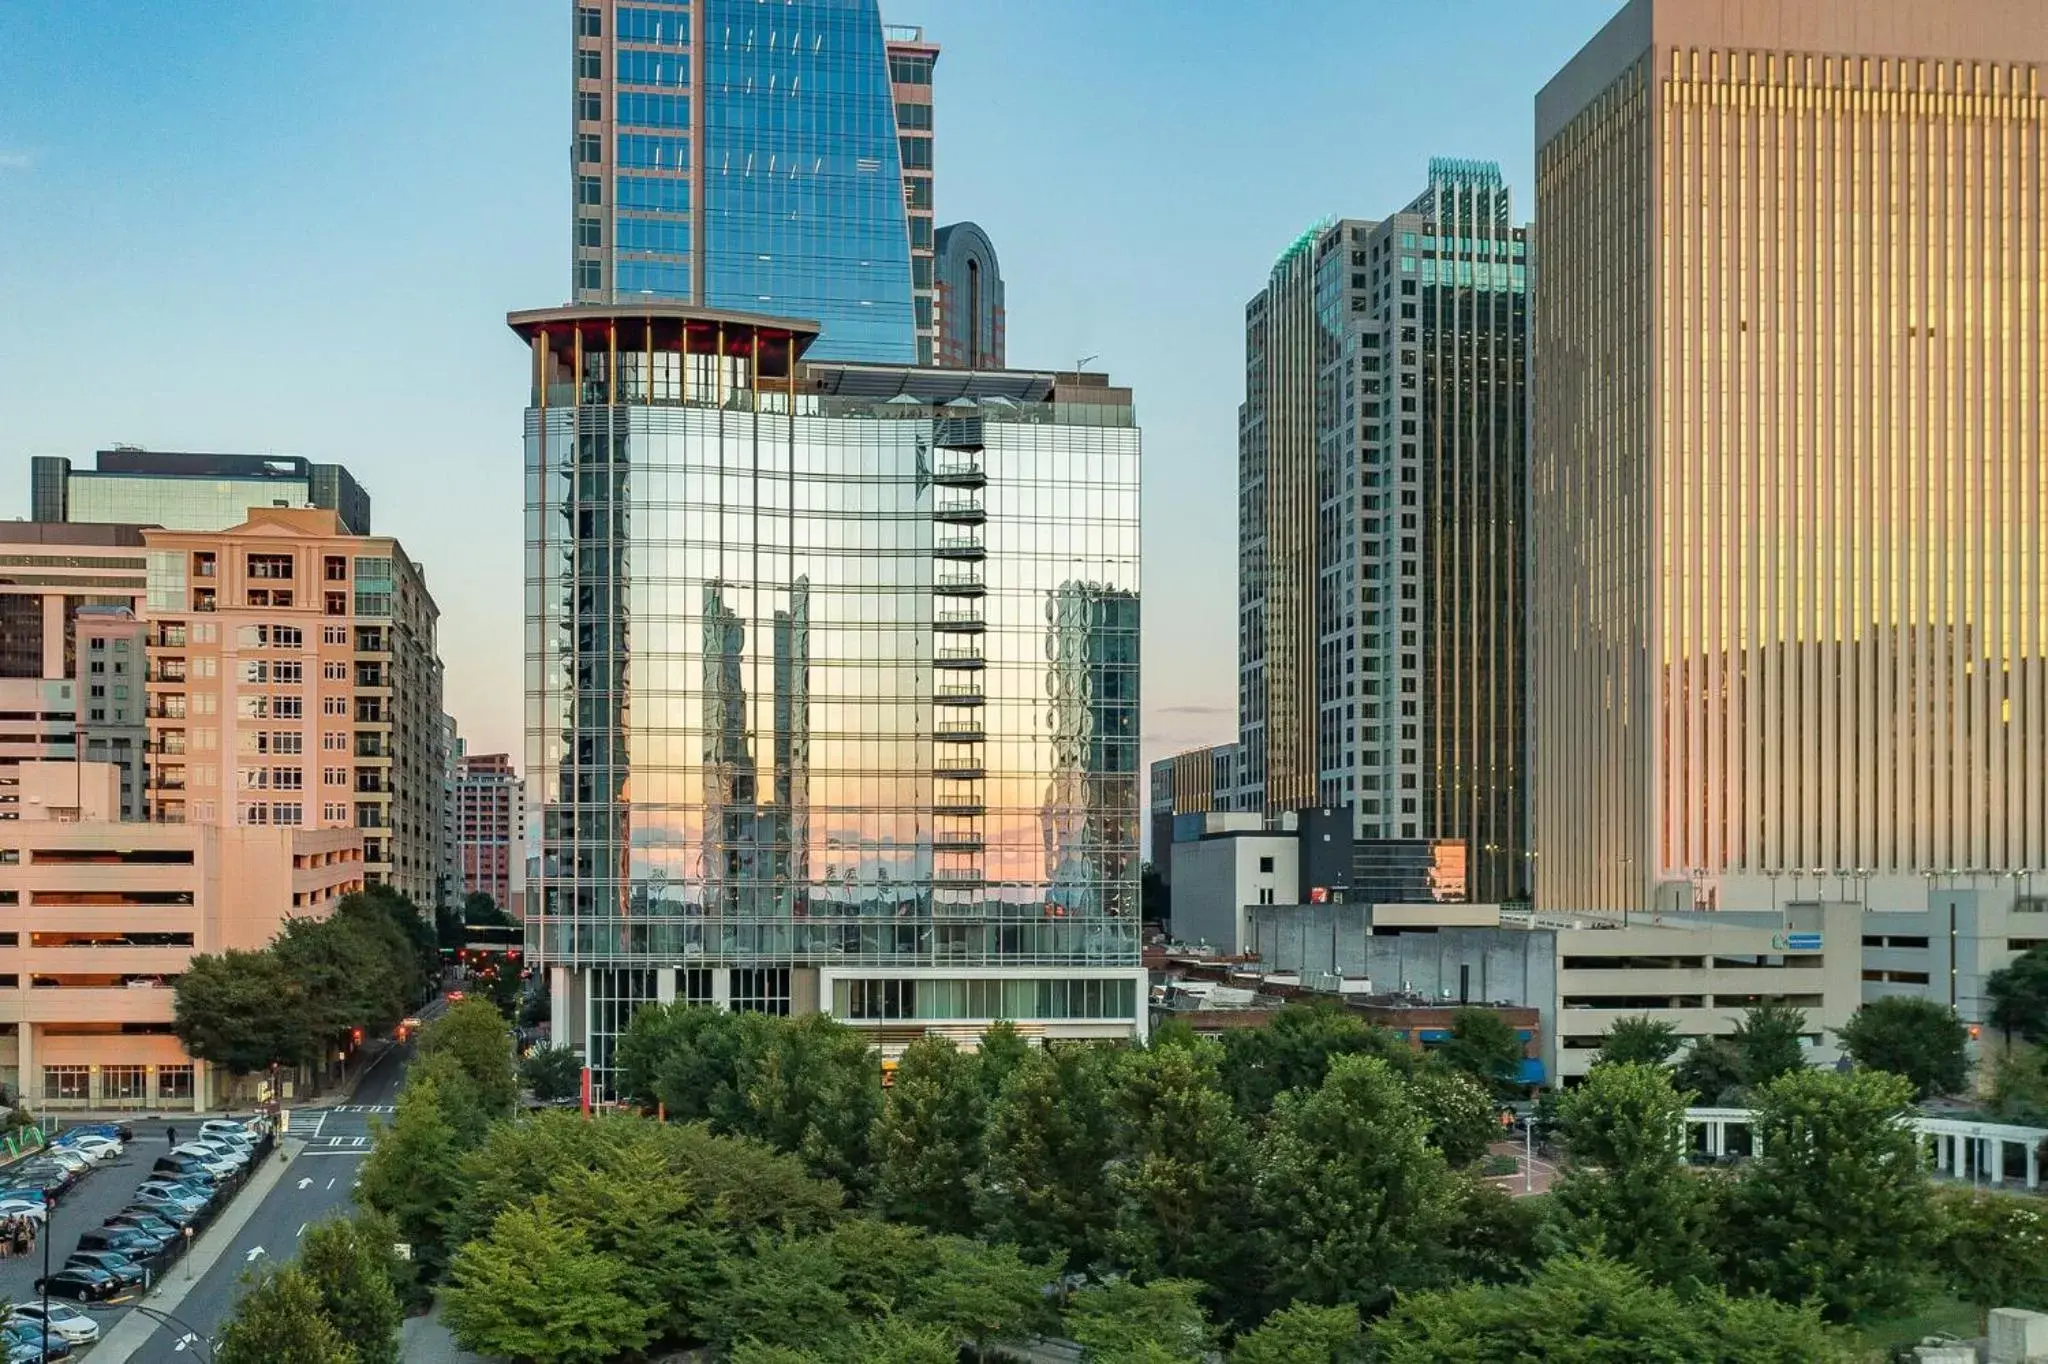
572,0 -> 921,364
511,304 -> 1143,1091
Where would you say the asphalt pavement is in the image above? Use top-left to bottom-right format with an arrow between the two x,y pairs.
0,1118 -> 187,1312
118,1041 -> 411,1364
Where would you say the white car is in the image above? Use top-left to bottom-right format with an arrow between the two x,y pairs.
58,1133 -> 122,1164
9,1303 -> 101,1345
199,1118 -> 262,1144
0,1199 -> 47,1223
187,1134 -> 251,1162
166,1147 -> 239,1178
35,1149 -> 90,1175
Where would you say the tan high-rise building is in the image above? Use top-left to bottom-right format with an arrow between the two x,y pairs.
140,508 -> 446,903
1532,0 -> 2048,952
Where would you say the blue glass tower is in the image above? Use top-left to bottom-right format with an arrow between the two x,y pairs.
572,0 -> 918,364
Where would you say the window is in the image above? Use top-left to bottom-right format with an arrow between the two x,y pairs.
246,553 -> 294,580
267,732 -> 303,755
577,132 -> 601,163
617,6 -> 687,44
272,802 -> 303,826
325,591 -> 348,616
353,592 -> 392,618
576,5 -> 600,37
322,732 -> 347,751
895,100 -> 932,131
905,178 -> 932,210
616,50 -> 686,87
239,803 -> 270,826
103,1065 -> 146,1102
577,49 -> 601,80
272,661 -> 303,685
322,696 -> 348,717
324,767 -> 348,786
43,1067 -> 88,1102
323,802 -> 348,823
158,1065 -> 193,1102
616,216 -> 690,254
577,91 -> 602,125
617,133 -> 687,170
1258,856 -> 1275,873
577,259 -> 603,292
616,91 -> 689,128
889,52 -> 933,84
271,767 -> 303,791
577,175 -> 602,206
899,136 -> 932,169
241,659 -> 269,684
323,625 -> 348,646
618,176 -> 689,213
577,215 -> 602,248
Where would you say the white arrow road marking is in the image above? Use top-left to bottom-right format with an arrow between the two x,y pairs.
174,1333 -> 198,1352
245,1247 -> 266,1263
296,1223 -> 307,1239
326,1178 -> 336,1190
297,1177 -> 313,1190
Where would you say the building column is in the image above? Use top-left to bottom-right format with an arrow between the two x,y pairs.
1989,1137 -> 2005,1185
711,968 -> 732,1010
2027,1143 -> 2040,1191
1709,1121 -> 1723,1157
549,966 -> 579,1056
656,968 -> 677,1006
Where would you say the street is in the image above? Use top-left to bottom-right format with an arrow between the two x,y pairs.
118,1040 -> 410,1363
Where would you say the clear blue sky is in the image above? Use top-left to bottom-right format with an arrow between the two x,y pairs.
0,0 -> 1619,764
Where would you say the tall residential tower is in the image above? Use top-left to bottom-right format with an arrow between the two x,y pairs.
1532,0 -> 2048,1005
571,0 -> 922,363
513,304 -> 1143,1093
1238,163 -> 1529,901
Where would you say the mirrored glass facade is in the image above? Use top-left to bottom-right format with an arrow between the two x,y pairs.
513,307 -> 1142,1085
572,0 -> 919,364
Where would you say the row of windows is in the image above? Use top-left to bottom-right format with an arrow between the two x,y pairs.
832,975 -> 1137,1021
44,1064 -> 192,1103
618,175 -> 690,213
617,6 -> 689,46
618,49 -> 689,88
619,133 -> 689,171
617,215 -> 691,255
618,91 -> 690,130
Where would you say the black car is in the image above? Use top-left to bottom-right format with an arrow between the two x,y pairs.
148,1156 -> 219,1187
73,1227 -> 162,1260
106,1210 -> 180,1241
123,1195 -> 198,1227
62,1250 -> 145,1289
32,1267 -> 117,1302
9,1166 -> 73,1196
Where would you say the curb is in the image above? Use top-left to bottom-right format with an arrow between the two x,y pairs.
88,1139 -> 304,1363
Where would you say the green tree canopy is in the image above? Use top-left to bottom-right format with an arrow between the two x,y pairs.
1988,1044 -> 2048,1125
1403,1063 -> 1500,1168
974,1020 -> 1032,1100
519,1042 -> 582,1103
1107,1039 -> 1263,1326
1598,1016 -> 1683,1068
337,885 -> 438,1001
173,948 -> 319,1074
355,1061 -> 468,1279
274,913 -> 410,1050
1064,1278 -> 1216,1364
901,1236 -> 1055,1360
1836,996 -> 1971,1099
1722,1067 -> 1939,1321
872,1035 -> 987,1234
1933,1189 -> 2048,1327
443,1196 -> 656,1363
298,1215 -> 404,1364
1435,1008 -> 1528,1099
1549,1061 -> 1720,1286
742,1012 -> 883,1194
417,997 -> 520,1119
979,1042 -> 1120,1271
1731,1000 -> 1810,1087
1218,1001 -> 1402,1117
1673,1034 -> 1745,1105
1253,1053 -> 1465,1316
706,1233 -> 858,1354
1987,946 -> 2048,1046
215,1266 -> 362,1364
614,1002 -> 771,1128
1366,1253 -> 1853,1362
1227,1302 -> 1364,1364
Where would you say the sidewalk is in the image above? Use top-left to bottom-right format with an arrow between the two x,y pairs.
400,1304 -> 497,1363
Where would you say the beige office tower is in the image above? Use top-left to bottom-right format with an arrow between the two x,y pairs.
1532,0 -> 2047,1015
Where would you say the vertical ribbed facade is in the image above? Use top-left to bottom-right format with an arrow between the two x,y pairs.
1534,0 -> 2048,913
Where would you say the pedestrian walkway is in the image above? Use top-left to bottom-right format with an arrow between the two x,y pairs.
401,1304 -> 496,1363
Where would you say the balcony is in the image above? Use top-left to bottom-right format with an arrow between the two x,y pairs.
355,738 -> 392,759
933,415 -> 985,452
935,683 -> 984,708
145,701 -> 187,720
147,663 -> 186,684
935,722 -> 984,743
932,868 -> 985,886
935,646 -> 984,671
934,758 -> 986,780
354,775 -> 391,794
151,627 -> 186,649
934,609 -> 985,635
933,495 -> 986,526
934,797 -> 986,817
934,570 -> 985,597
932,458 -> 986,489
934,535 -> 985,563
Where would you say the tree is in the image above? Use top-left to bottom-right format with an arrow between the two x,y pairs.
298,1216 -> 403,1364
417,997 -> 519,1119
462,890 -> 513,926
1366,1253 -> 1852,1362
706,1233 -> 857,1354
355,1063 -> 467,1278
1987,946 -> 2048,1045
1933,1189 -> 2048,1327
903,1237 -> 1054,1361
615,1002 -> 771,1129
1548,1061 -> 1719,1287
1989,1044 -> 2048,1125
1228,1302 -> 1363,1364
544,1143 -> 729,1343
215,1267 -> 361,1364
1218,1002 -> 1400,1117
1107,1040 -> 1263,1325
729,1319 -> 958,1364
519,1043 -> 582,1103
1403,1064 -> 1499,1168
1253,1053 -> 1464,1316
1598,1016 -> 1683,1068
1722,1067 -> 1939,1320
1731,1000 -> 1809,1087
1435,1008 -> 1528,1099
743,1012 -> 882,1194
1673,1034 -> 1745,1105
274,913 -> 409,1052
1064,1278 -> 1216,1364
337,885 -> 438,1003
1836,996 -> 1971,1099
873,1035 -> 987,1233
443,1196 -> 655,1363
173,948 -> 319,1074
979,1042 -> 1120,1271
974,1021 -> 1032,1101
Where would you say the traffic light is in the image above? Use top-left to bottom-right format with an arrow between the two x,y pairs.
351,1027 -> 364,1045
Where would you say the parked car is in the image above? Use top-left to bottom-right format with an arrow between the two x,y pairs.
149,1155 -> 220,1186
107,1209 -> 182,1241
0,1199 -> 49,1223
73,1226 -> 163,1260
54,1121 -> 132,1143
176,1138 -> 248,1169
53,1132 -> 121,1160
63,1249 -> 146,1289
96,1222 -> 170,1256
31,1268 -> 118,1304
12,1165 -> 76,1196
30,1150 -> 89,1177
0,1187 -> 46,1205
135,1175 -> 212,1201
131,1187 -> 207,1218
198,1118 -> 260,1142
164,1147 -> 237,1179
0,1319 -> 72,1360
6,1303 -> 100,1345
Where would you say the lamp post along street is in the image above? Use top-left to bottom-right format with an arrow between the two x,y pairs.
40,1186 -> 53,1360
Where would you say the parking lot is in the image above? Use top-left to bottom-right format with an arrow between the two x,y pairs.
0,1118 -> 268,1354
